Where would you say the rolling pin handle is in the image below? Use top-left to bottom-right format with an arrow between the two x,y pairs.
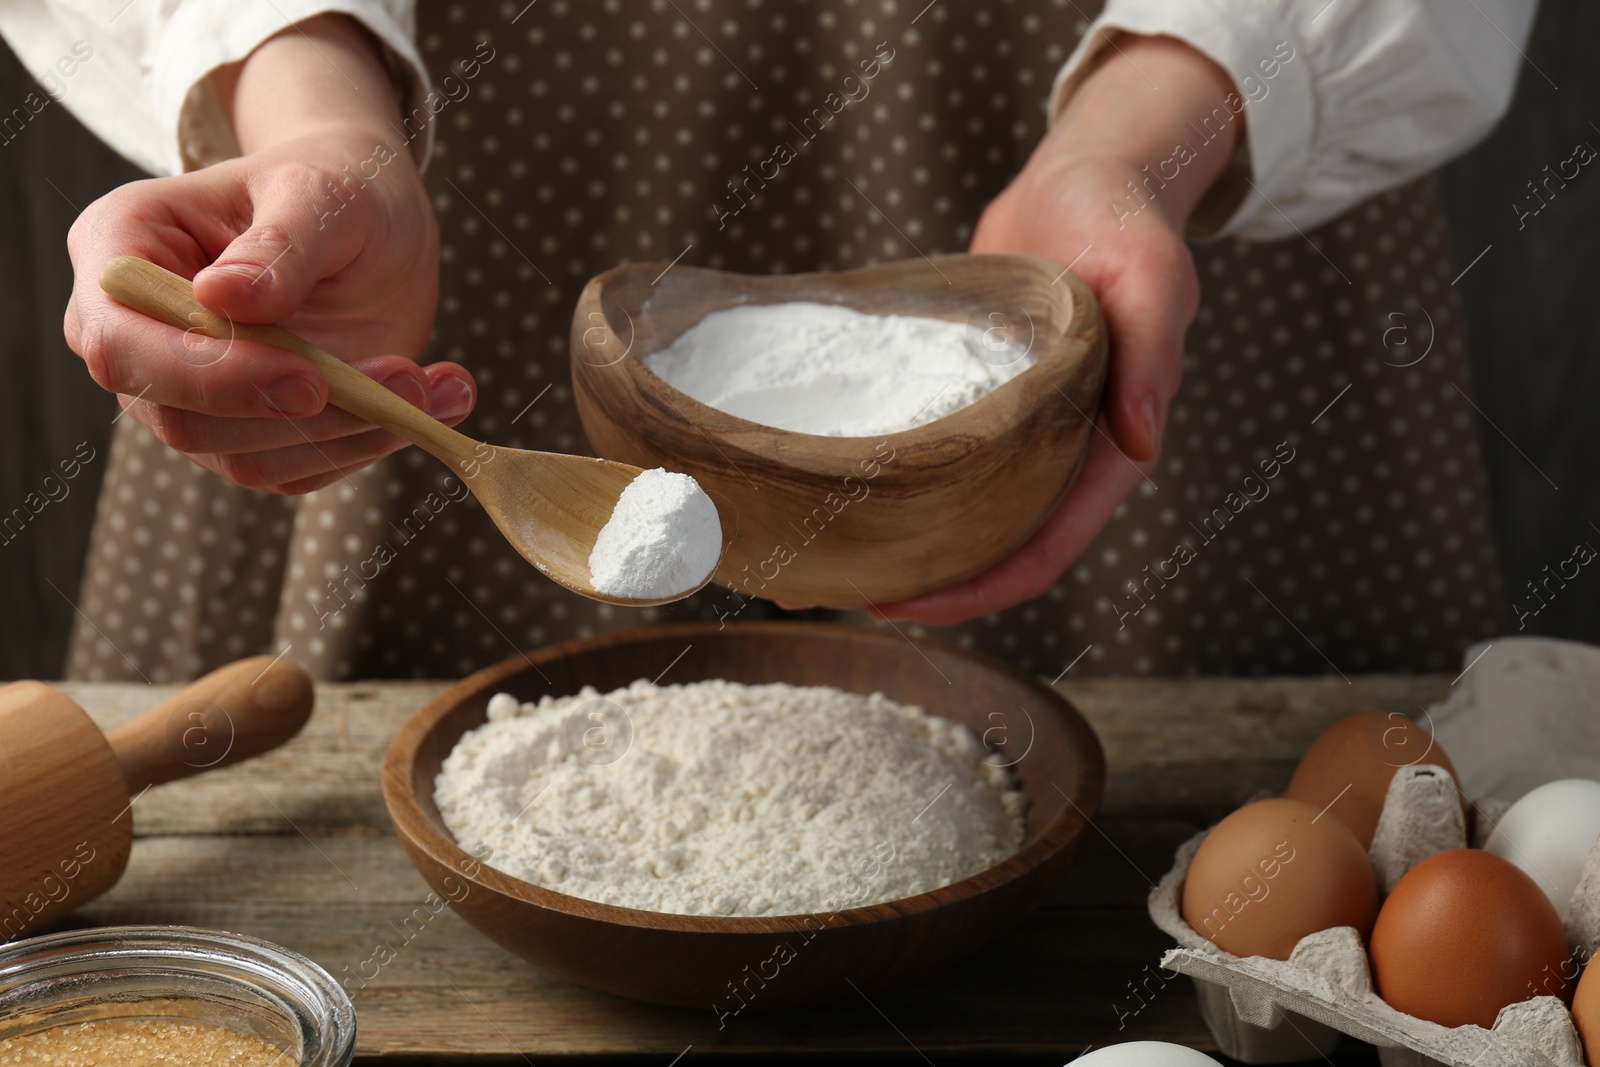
104,655 -> 315,795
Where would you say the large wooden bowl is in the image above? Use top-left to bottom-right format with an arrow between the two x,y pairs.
382,621 -> 1105,1009
569,255 -> 1107,606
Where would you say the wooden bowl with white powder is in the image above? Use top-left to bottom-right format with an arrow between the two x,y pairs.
382,621 -> 1104,1009
569,254 -> 1107,607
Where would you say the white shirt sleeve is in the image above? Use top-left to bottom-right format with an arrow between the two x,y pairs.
0,0 -> 430,177
1049,0 -> 1539,241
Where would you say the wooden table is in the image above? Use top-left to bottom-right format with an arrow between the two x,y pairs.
60,674 -> 1452,1064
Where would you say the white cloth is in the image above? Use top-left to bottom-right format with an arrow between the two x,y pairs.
1052,0 -> 1539,240
0,0 -> 429,176
1,0 -> 1537,240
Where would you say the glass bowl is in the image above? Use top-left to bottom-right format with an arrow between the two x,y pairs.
0,925 -> 354,1065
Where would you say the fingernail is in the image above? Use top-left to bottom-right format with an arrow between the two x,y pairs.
261,376 -> 321,417
202,262 -> 265,284
428,376 -> 473,420
382,373 -> 427,409
1141,394 -> 1160,454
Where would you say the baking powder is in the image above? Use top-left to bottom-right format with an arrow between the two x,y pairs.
587,468 -> 721,599
644,301 -> 1035,436
434,679 -> 1024,916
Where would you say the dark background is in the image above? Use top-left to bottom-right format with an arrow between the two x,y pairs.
2,2 -> 1596,682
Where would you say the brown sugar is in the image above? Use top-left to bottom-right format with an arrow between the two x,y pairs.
0,1017 -> 290,1065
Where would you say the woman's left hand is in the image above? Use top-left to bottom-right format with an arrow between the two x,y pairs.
873,34 -> 1241,625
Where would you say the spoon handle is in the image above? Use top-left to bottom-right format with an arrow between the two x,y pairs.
99,256 -> 481,473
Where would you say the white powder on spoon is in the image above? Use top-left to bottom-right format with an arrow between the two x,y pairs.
644,301 -> 1036,436
433,679 -> 1025,917
588,468 -> 721,600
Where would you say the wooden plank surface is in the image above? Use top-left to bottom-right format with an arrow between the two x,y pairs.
49,675 -> 1451,1060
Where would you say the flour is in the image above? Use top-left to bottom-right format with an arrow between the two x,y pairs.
643,301 -> 1036,436
434,679 -> 1025,916
587,468 -> 721,599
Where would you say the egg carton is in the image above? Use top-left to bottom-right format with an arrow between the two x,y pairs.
1150,750 -> 1600,1065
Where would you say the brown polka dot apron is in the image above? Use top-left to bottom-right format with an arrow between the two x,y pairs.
67,0 -> 1505,683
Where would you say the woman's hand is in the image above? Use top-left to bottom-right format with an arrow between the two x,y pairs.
875,35 -> 1241,625
62,15 -> 471,495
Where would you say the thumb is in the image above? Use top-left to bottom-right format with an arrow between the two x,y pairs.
1094,247 -> 1195,464
192,178 -> 350,323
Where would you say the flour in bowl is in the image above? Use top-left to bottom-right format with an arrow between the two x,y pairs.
643,301 -> 1036,436
433,679 -> 1025,916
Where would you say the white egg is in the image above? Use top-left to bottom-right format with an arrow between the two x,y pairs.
1074,1042 -> 1223,1066
1484,777 -> 1600,915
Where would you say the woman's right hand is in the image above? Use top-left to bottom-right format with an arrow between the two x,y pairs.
62,16 -> 473,496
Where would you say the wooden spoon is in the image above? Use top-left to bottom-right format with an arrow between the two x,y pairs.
99,256 -> 716,607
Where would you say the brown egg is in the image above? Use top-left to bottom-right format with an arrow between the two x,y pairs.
1576,961 -> 1599,1066
1182,797 -> 1379,960
1287,711 -> 1465,849
1370,848 -> 1572,1029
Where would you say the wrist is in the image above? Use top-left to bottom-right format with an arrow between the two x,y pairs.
215,14 -> 408,161
1048,34 -> 1243,228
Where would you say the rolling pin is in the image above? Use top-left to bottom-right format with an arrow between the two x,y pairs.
0,656 -> 313,943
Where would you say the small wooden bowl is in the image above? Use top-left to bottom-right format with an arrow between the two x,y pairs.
382,621 -> 1105,1009
569,255 -> 1107,606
